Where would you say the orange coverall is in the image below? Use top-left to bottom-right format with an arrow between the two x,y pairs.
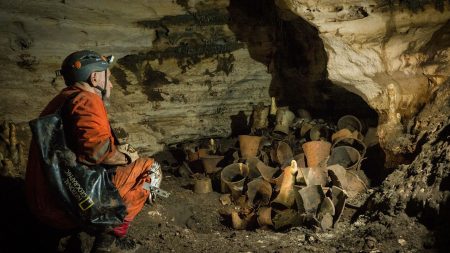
26,85 -> 152,237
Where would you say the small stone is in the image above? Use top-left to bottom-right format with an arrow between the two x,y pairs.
297,234 -> 306,242
219,194 -> 232,205
148,210 -> 162,216
364,236 -> 377,250
306,235 -> 316,243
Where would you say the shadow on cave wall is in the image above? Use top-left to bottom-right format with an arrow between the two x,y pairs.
227,0 -> 378,123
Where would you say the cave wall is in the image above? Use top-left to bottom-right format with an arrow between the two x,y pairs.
367,80 -> 450,247
275,0 -> 450,163
0,0 -> 271,154
1,0 -> 449,160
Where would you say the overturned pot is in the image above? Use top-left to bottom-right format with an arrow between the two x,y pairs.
337,115 -> 362,133
302,140 -> 331,167
274,107 -> 295,135
328,146 -> 361,171
251,104 -> 270,130
194,177 -> 213,194
201,155 -> 224,174
239,135 -> 262,159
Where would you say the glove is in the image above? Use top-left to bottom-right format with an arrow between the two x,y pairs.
143,161 -> 169,204
117,144 -> 139,164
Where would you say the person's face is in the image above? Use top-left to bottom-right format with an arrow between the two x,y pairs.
91,69 -> 113,99
104,69 -> 113,99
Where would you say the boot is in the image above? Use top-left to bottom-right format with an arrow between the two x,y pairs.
91,232 -> 115,253
91,232 -> 140,253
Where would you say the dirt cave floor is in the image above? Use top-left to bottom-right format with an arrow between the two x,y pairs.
129,174 -> 434,253
0,154 -> 439,253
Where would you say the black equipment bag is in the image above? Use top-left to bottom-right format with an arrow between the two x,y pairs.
29,99 -> 126,227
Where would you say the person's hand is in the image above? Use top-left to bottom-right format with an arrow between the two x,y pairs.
117,144 -> 139,164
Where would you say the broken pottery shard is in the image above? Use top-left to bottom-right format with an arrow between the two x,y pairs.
272,208 -> 298,231
295,166 -> 310,186
332,137 -> 367,159
306,166 -> 328,186
320,213 -> 334,230
247,161 -> 262,180
231,210 -> 246,230
345,171 -> 367,199
257,207 -> 274,227
274,107 -> 295,135
328,164 -> 347,188
329,164 -> 365,199
259,149 -> 270,165
294,152 -> 306,168
251,104 -> 269,130
297,185 -> 325,214
317,197 -> 335,219
232,151 -> 240,163
276,141 -> 293,166
337,115 -> 362,133
330,186 -> 347,227
317,197 -> 335,230
300,121 -> 314,138
245,157 -> 260,173
256,160 -> 280,183
246,178 -> 272,207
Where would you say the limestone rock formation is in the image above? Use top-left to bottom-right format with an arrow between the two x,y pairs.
367,81 -> 450,246
275,0 -> 450,162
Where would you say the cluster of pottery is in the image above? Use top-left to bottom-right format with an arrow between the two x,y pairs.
182,101 -> 369,231
218,134 -> 367,231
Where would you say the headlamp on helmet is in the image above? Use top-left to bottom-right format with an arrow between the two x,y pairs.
58,50 -> 114,86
